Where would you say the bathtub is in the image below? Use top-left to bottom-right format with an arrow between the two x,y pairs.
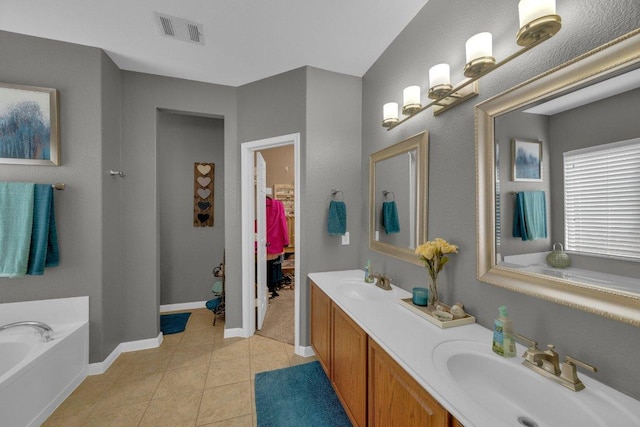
0,297 -> 88,427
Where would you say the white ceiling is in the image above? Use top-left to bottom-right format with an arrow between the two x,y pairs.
0,0 -> 429,87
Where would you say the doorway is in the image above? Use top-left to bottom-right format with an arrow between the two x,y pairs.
241,133 -> 302,354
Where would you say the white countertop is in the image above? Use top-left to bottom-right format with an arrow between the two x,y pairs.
309,269 -> 640,427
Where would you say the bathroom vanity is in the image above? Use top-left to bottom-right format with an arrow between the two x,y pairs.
309,270 -> 640,427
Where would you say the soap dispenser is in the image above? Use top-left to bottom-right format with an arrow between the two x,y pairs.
492,306 -> 516,357
365,260 -> 375,283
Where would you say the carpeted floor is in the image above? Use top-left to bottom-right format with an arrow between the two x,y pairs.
254,361 -> 351,427
257,288 -> 294,345
160,312 -> 191,334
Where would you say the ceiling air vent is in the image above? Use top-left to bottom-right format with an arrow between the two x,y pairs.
154,12 -> 204,45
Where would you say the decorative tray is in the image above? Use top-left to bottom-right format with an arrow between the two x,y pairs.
398,298 -> 476,329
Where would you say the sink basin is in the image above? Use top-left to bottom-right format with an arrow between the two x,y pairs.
432,340 -> 640,427
335,279 -> 395,301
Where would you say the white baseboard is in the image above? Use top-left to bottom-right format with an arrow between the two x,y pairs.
297,345 -> 315,358
160,301 -> 207,312
87,332 -> 163,375
223,327 -> 246,339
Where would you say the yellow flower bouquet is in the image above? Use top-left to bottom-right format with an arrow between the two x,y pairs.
415,238 -> 459,306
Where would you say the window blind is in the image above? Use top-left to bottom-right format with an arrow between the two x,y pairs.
564,137 -> 640,260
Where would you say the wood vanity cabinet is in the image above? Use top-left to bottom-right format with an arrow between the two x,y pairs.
310,280 -> 463,427
310,281 -> 332,376
368,339 -> 449,427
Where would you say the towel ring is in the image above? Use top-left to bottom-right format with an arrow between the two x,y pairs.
331,189 -> 344,201
383,190 -> 395,201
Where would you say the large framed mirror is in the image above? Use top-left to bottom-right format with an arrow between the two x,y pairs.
477,29 -> 640,326
370,131 -> 428,265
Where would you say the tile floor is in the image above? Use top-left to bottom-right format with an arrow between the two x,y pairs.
43,308 -> 316,427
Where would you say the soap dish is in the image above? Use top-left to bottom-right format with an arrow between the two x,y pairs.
399,298 -> 476,329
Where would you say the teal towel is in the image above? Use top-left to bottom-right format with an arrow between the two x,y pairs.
0,182 -> 35,277
328,200 -> 347,236
513,191 -> 547,241
27,184 -> 59,275
382,201 -> 400,234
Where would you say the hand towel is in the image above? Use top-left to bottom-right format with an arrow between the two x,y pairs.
513,191 -> 547,241
27,184 -> 60,275
382,201 -> 400,234
266,198 -> 289,254
0,182 -> 35,278
328,200 -> 347,236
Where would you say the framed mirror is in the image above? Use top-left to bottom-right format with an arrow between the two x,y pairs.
370,131 -> 428,265
477,29 -> 640,326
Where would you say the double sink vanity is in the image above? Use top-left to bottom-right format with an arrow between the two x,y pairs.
309,270 -> 640,427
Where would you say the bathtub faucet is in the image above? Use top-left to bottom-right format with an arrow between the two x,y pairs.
0,321 -> 54,342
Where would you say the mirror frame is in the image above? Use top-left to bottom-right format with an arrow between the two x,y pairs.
370,131 -> 429,265
476,29 -> 640,326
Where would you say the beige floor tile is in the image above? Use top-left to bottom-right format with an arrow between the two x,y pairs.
85,401 -> 149,427
197,381 -> 252,425
287,348 -> 318,366
169,343 -> 214,369
200,413 -> 254,427
140,391 -> 202,427
210,338 -> 250,362
249,335 -> 287,355
154,363 -> 209,399
47,374 -> 113,419
205,356 -> 250,388
250,349 -> 291,377
161,332 -> 184,347
94,371 -> 163,409
121,347 -> 176,375
180,329 -> 217,348
42,410 -> 91,427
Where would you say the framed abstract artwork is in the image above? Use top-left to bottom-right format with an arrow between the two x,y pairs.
0,82 -> 60,166
511,138 -> 542,182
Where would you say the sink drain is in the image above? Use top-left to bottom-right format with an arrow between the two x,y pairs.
518,416 -> 539,427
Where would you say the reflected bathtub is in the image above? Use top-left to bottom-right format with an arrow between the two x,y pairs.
0,297 -> 88,427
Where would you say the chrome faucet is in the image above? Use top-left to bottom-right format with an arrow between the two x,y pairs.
516,334 -> 597,391
0,321 -> 54,342
372,273 -> 392,291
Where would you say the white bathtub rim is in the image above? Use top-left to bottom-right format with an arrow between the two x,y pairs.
0,321 -> 87,390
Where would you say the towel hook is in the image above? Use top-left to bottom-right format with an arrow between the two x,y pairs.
383,190 -> 395,201
331,188 -> 344,201
109,170 -> 125,177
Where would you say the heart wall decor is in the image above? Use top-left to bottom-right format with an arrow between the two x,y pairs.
194,162 -> 214,227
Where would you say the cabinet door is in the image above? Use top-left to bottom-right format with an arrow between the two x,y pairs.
310,281 -> 331,376
332,303 -> 368,427
368,339 -> 449,427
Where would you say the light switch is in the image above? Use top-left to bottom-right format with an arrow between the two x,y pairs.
341,231 -> 350,245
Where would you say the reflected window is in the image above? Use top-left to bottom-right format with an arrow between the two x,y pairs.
564,137 -> 640,260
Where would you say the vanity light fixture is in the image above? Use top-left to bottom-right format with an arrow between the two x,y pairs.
382,0 -> 561,129
402,85 -> 422,115
382,102 -> 400,128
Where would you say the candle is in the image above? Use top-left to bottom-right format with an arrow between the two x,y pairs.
412,287 -> 429,306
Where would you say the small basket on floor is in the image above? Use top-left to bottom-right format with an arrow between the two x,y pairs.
207,279 -> 225,325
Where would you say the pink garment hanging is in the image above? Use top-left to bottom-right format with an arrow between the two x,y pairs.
266,198 -> 289,255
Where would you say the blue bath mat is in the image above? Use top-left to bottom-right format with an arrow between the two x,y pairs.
255,361 -> 351,427
160,312 -> 191,335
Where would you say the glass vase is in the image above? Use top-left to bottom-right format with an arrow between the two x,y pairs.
427,274 -> 438,307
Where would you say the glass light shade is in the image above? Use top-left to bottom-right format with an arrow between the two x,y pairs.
466,32 -> 493,63
403,86 -> 421,108
518,0 -> 556,27
429,64 -> 450,88
383,102 -> 399,121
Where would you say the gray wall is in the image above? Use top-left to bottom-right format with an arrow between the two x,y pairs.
549,87 -> 640,278
495,112 -> 552,257
0,31 -> 114,362
239,66 -> 363,344
361,0 -> 640,398
157,112 -> 225,305
120,72 -> 238,341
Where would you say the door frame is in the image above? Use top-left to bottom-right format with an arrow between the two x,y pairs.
240,133 -> 302,353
